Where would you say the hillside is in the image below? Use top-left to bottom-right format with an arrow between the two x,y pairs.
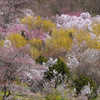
0,0 -> 100,100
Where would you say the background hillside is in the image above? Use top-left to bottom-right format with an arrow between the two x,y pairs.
0,0 -> 100,100
16,0 -> 100,16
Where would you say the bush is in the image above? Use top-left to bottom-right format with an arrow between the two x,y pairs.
74,75 -> 97,95
21,15 -> 55,34
45,28 -> 73,50
44,58 -> 70,88
53,58 -> 70,77
29,38 -> 42,50
36,55 -> 48,65
7,33 -> 27,48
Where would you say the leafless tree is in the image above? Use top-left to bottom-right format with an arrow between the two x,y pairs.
0,0 -> 32,28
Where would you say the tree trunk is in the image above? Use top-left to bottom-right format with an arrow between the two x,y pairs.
6,90 -> 11,100
2,86 -> 11,100
3,86 -> 7,100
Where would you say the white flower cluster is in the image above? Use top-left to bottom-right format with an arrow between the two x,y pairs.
44,57 -> 57,68
81,83 -> 92,95
4,39 -> 12,48
53,69 -> 58,75
80,49 -> 100,63
56,12 -> 93,30
97,86 -> 100,95
67,54 -> 79,68
92,15 -> 100,24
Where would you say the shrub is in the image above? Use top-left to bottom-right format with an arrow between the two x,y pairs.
74,75 -> 97,95
41,20 -> 56,35
46,28 -> 74,50
31,48 -> 41,60
36,55 -> 48,65
53,58 -> 70,77
44,28 -> 73,59
20,15 -> 34,30
7,33 -> 27,48
44,58 -> 70,88
29,38 -> 43,59
34,16 -> 43,29
0,39 -> 4,47
29,38 -> 42,50
21,15 -> 55,34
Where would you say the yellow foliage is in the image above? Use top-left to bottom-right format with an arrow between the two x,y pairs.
20,15 -> 100,50
31,48 -> 41,60
59,56 -> 64,61
45,28 -> 73,50
75,29 -> 99,49
96,36 -> 100,49
20,15 -> 34,29
29,38 -> 42,50
20,15 -> 56,34
75,30 -> 91,44
0,39 -> 4,47
8,33 -> 27,48
91,23 -> 100,49
41,20 -> 56,34
34,16 -> 43,29
92,24 -> 100,36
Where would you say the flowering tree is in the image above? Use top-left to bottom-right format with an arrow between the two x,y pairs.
0,0 -> 32,28
0,46 -> 46,100
56,12 -> 92,30
44,58 -> 70,88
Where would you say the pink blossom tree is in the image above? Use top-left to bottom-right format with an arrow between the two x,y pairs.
0,46 -> 46,100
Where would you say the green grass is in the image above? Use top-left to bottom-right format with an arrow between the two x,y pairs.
0,89 -> 45,100
12,93 -> 45,100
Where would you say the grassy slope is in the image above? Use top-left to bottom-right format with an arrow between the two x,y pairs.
0,90 -> 45,100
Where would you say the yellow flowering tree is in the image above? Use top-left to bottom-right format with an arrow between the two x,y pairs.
29,38 -> 42,50
29,38 -> 42,59
21,15 -> 34,30
45,28 -> 73,50
20,15 -> 56,34
92,24 -> 100,49
7,33 -> 27,48
41,20 -> 56,34
34,16 -> 43,29
0,40 -> 4,47
75,29 -> 100,49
